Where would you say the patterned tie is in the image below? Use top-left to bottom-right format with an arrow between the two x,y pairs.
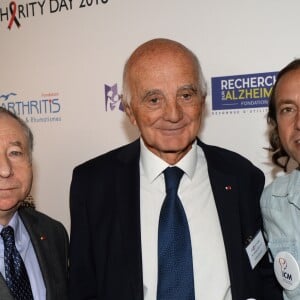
157,167 -> 195,300
1,226 -> 34,300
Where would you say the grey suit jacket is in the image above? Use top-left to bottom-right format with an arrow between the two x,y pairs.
0,207 -> 69,300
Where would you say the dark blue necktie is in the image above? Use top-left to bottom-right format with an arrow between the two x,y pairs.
1,226 -> 34,300
157,167 -> 195,300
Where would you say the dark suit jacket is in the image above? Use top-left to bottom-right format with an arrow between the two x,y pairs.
69,139 -> 282,300
0,207 -> 69,300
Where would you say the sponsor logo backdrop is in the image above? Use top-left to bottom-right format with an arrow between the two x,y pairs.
1,0 -> 300,230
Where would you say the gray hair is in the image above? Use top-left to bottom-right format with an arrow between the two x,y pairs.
0,107 -> 33,161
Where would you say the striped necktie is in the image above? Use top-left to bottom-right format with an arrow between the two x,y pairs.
1,226 -> 34,300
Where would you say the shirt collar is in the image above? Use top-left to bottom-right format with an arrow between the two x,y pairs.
287,170 -> 300,207
0,210 -> 19,232
140,138 -> 198,182
0,210 -> 30,255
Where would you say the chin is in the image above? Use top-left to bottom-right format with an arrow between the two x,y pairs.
0,200 -> 21,212
160,143 -> 192,154
164,138 -> 192,149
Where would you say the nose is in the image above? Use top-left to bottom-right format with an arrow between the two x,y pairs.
295,110 -> 300,130
163,99 -> 183,122
0,154 -> 13,178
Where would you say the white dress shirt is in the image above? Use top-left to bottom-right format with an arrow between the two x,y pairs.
140,139 -> 232,300
0,211 -> 46,300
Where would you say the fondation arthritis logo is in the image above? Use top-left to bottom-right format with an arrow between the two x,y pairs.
0,91 -> 62,123
0,0 -> 109,30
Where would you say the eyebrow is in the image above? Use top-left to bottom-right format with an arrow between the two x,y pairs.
177,84 -> 198,93
9,141 -> 23,147
142,84 -> 198,101
142,89 -> 162,101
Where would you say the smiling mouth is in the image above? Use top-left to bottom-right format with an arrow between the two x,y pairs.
0,187 -> 17,191
160,124 -> 186,131
160,127 -> 185,135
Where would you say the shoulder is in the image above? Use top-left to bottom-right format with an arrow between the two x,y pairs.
19,207 -> 68,237
73,139 -> 140,175
262,174 -> 289,199
261,170 -> 299,207
198,139 -> 263,176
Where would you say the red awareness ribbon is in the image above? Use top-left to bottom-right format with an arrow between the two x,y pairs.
8,1 -> 21,30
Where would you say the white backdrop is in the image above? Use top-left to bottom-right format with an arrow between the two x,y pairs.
1,0 -> 300,231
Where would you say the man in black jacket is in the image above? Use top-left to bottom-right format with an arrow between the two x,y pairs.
69,38 -> 282,300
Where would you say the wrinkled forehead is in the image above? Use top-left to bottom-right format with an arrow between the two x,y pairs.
128,49 -> 198,84
132,43 -> 195,67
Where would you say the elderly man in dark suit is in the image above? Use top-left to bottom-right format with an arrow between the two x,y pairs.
0,107 -> 68,300
69,38 -> 282,300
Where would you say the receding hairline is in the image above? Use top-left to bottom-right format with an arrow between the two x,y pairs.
0,108 -> 34,160
122,38 -> 207,101
127,38 -> 195,64
124,39 -> 199,80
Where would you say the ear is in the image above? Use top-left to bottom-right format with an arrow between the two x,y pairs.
123,101 -> 137,126
201,95 -> 206,104
200,96 -> 207,118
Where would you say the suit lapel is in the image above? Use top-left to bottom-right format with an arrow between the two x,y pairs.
114,139 -> 253,298
199,140 -> 246,297
18,208 -> 54,300
207,166 -> 245,292
0,273 -> 14,299
0,209 -> 52,300
115,139 -> 144,299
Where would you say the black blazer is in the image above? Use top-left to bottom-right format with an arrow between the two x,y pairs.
69,139 -> 282,300
0,207 -> 69,300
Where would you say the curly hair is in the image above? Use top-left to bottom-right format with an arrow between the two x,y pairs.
268,59 -> 300,171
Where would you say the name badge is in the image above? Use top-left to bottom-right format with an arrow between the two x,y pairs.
274,251 -> 300,290
245,230 -> 267,269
